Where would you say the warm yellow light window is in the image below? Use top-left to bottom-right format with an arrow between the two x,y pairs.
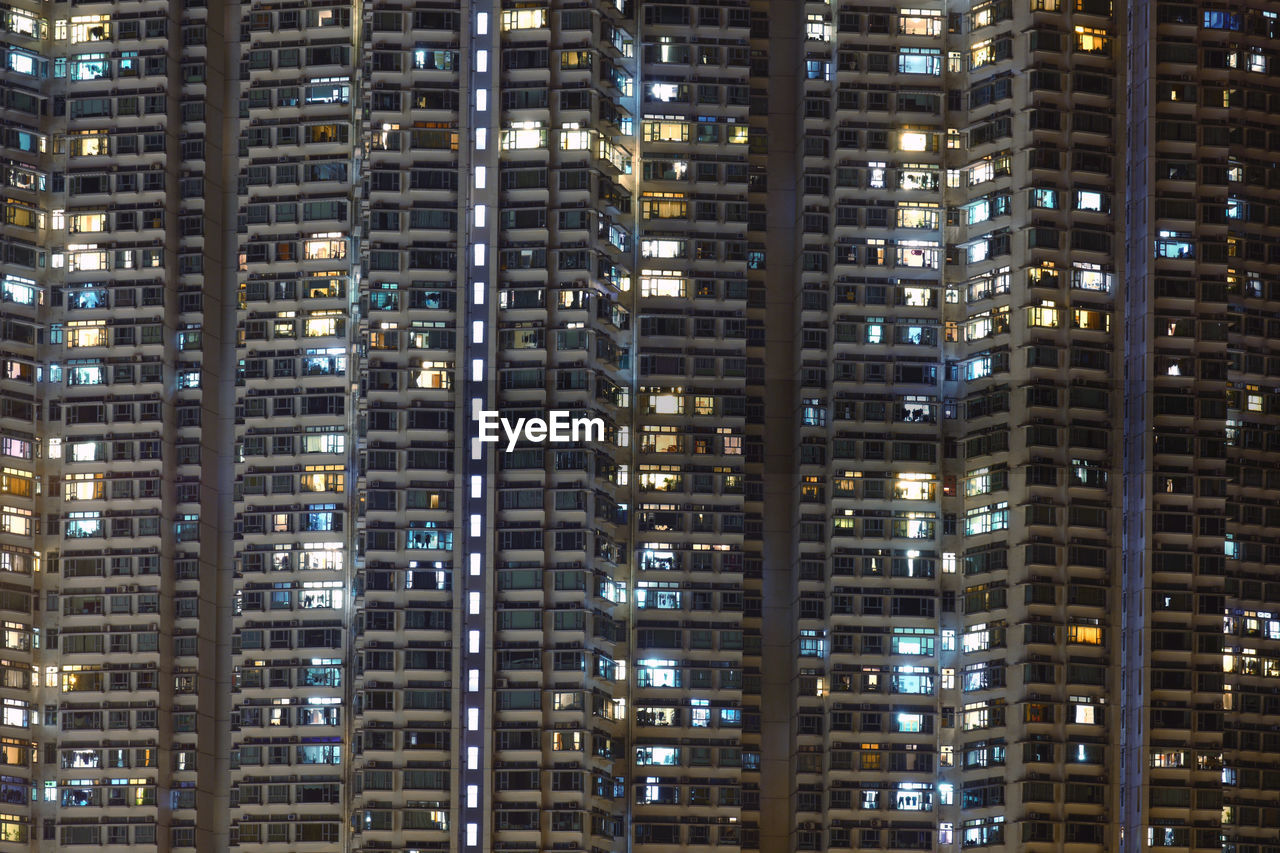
415,361 -> 453,390
301,466 -> 345,493
551,731 -> 582,750
900,9 -> 942,34
1072,308 -> 1110,331
304,236 -> 346,261
560,128 -> 590,150
897,205 -> 939,228
63,474 -> 103,501
66,323 -> 107,347
641,197 -> 687,219
894,474 -> 935,501
1074,25 -> 1110,53
0,470 -> 32,499
303,317 -> 339,337
900,131 -> 931,151
1027,301 -> 1059,328
65,15 -> 111,44
67,213 -> 106,233
500,8 -> 546,30
642,121 -> 689,142
1068,624 -> 1103,645
639,271 -> 686,298
970,39 -> 994,67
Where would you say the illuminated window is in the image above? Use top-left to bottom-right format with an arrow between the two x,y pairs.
6,51 -> 38,76
1072,308 -> 1110,331
412,49 -> 456,71
66,323 -> 107,348
964,199 -> 991,225
964,307 -> 1009,341
68,53 -> 108,80
648,393 -> 684,415
1027,301 -> 1059,328
648,82 -> 684,102
500,8 -> 546,29
893,474 -> 935,500
966,153 -> 1010,186
965,502 -> 1009,536
551,731 -> 581,750
639,271 -> 686,298
892,631 -> 935,655
900,130 -> 931,151
68,131 -> 106,157
896,713 -> 924,733
642,121 -> 689,142
303,235 -> 346,260
964,268 -> 1011,301
1149,750 -> 1187,769
1031,188 -> 1058,209
970,0 -> 1001,28
0,469 -> 31,499
6,9 -> 44,39
898,47 -> 941,74
805,13 -> 831,40
305,79 -> 350,104
63,511 -> 100,539
67,213 -> 106,233
553,691 -> 582,711
302,433 -> 345,454
897,204 -> 939,229
65,15 -> 111,44
964,467 -> 1006,497
500,122 -> 546,150
641,239 -> 684,259
1067,624 -> 1103,645
1073,702 -> 1099,725
1075,25 -> 1111,53
301,466 -> 344,493
1075,189 -> 1107,212
970,39 -> 995,67
1155,230 -> 1193,259
559,127 -> 590,150
899,166 -> 939,191
303,315 -> 341,337
897,241 -> 939,269
414,361 -> 453,390
641,195 -> 687,220
899,9 -> 942,34
1071,263 -> 1112,293
0,507 -> 31,536
0,275 -> 37,305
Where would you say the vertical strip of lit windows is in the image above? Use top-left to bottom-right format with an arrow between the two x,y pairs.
460,3 -> 495,850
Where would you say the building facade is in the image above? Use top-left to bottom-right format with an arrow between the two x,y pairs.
0,0 -> 1276,851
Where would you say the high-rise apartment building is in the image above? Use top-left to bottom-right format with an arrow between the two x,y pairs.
1,0 -> 1280,851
